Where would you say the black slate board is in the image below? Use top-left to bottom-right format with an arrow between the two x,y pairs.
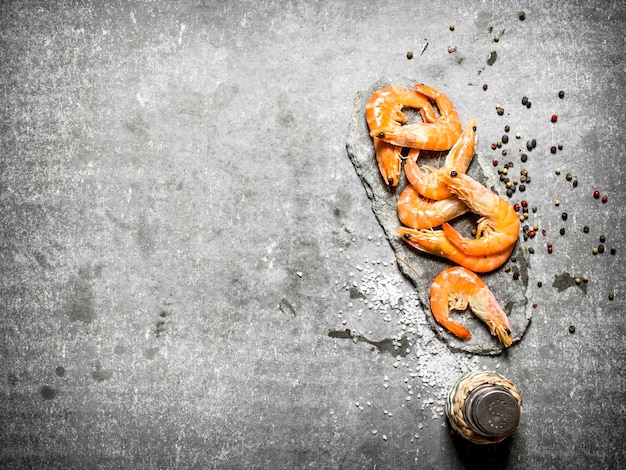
346,78 -> 533,355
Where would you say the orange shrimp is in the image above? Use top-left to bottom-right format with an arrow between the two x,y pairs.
372,84 -> 462,151
438,171 -> 520,256
430,266 -> 513,346
405,119 -> 478,200
396,227 -> 514,273
397,184 -> 469,229
366,86 -> 437,186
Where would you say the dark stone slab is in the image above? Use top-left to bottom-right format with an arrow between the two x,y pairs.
346,77 -> 532,355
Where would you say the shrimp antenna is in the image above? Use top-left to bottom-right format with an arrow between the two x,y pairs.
394,253 -> 420,277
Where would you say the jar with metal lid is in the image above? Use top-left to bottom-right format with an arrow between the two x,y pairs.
446,370 -> 522,444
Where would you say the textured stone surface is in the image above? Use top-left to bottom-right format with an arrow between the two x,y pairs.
1,1 -> 625,469
346,77 -> 532,354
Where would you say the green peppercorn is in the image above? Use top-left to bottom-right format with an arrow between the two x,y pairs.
600,235 -> 606,243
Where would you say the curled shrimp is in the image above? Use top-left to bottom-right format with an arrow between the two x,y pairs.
366,86 -> 437,186
372,84 -> 462,151
397,184 -> 469,229
438,171 -> 520,256
430,266 -> 513,346
396,226 -> 514,273
405,119 -> 478,200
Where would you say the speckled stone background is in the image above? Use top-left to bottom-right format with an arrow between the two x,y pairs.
1,1 -> 625,469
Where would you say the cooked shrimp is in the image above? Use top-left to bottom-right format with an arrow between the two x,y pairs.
372,84 -> 462,151
397,184 -> 469,229
430,266 -> 513,346
366,86 -> 436,186
439,171 -> 520,256
405,119 -> 478,200
396,227 -> 514,273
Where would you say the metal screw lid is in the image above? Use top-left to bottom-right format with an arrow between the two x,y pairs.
464,385 -> 521,437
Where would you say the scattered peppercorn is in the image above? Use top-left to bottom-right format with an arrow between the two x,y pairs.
602,195 -> 608,203
504,125 -> 510,133
558,143 -> 563,150
558,90 -> 565,98
519,184 -> 526,192
582,275 -> 589,283
561,212 -> 568,221
547,245 -> 553,254
492,159 -> 499,166
598,244 -> 605,254
537,281 -> 542,287
550,146 -> 557,154
449,23 -> 455,31
447,46 -> 457,53
575,277 -> 581,285
502,135 -> 509,144
407,50 -> 414,59
555,168 -> 561,175
512,271 -> 519,280
526,141 -> 533,151
531,139 -> 537,148
592,247 -> 598,255
494,34 -> 500,42
565,172 -> 573,181
593,190 -> 600,199
583,225 -> 589,233
483,83 -> 488,91
521,96 -> 528,105
555,199 -> 560,206
519,11 -> 526,20
572,179 -> 578,188
528,247 -> 535,254
569,325 -> 575,334
608,292 -> 615,300
600,235 -> 606,243
526,101 -> 532,108
521,153 -> 528,162
551,114 -> 558,123
560,227 -> 566,235
610,248 -> 616,255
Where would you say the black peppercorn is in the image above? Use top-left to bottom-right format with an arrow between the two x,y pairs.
521,96 -> 528,105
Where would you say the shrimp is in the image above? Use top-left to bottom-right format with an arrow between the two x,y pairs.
397,184 -> 469,229
430,266 -> 513,346
372,84 -> 462,151
405,119 -> 478,200
396,226 -> 514,273
438,171 -> 520,256
366,86 -> 437,186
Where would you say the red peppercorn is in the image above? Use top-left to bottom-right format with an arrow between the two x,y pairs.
551,114 -> 558,123
493,159 -> 499,166
602,195 -> 608,203
547,245 -> 553,254
532,303 -> 538,309
529,230 -> 536,238
521,200 -> 528,208
491,142 -> 498,150
542,229 -> 547,236
513,203 -> 520,211
593,190 -> 600,199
